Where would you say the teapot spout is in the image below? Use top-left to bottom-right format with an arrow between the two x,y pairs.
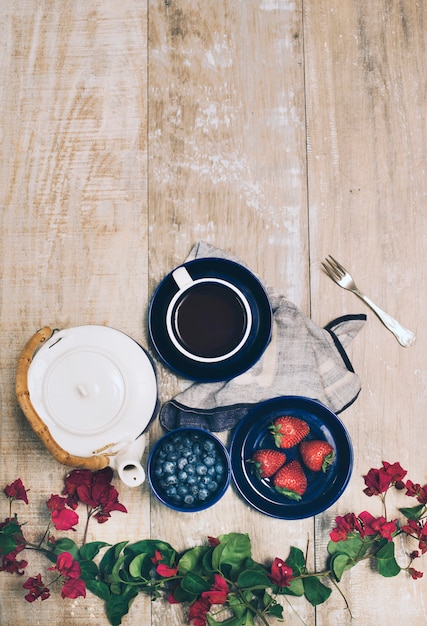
109,435 -> 146,487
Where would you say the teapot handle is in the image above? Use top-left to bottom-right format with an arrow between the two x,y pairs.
16,327 -> 112,471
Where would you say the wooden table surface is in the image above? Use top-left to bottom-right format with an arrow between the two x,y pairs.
1,1 -> 426,625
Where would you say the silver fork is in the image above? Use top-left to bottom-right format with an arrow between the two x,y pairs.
321,255 -> 416,347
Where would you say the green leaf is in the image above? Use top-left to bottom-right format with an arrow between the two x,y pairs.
237,569 -> 271,590
181,571 -> 211,595
399,504 -> 425,521
100,541 -> 128,577
267,601 -> 284,618
280,576 -> 304,597
0,535 -> 17,555
330,553 -> 353,581
80,541 -> 110,561
106,586 -> 138,626
85,578 -> 111,601
128,553 -> 149,579
375,542 -> 401,577
216,533 -> 252,577
303,576 -> 332,606
327,535 -> 367,560
285,546 -> 306,575
172,583 -> 197,603
178,545 -> 210,575
1,521 -> 21,535
52,538 -> 79,560
79,559 -> 99,580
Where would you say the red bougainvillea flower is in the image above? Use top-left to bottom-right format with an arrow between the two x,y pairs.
150,550 -> 178,577
61,576 -> 86,599
269,557 -> 293,587
188,596 -> 211,626
53,552 -> 82,579
46,494 -> 79,531
363,461 -> 407,496
4,478 -> 29,504
405,480 -> 427,505
408,567 -> 423,580
207,536 -> 220,547
23,574 -> 50,602
201,574 -> 229,604
48,552 -> 86,599
330,512 -> 364,542
0,549 -> 28,575
401,519 -> 427,554
62,467 -> 127,523
358,512 -> 397,541
382,461 -> 407,488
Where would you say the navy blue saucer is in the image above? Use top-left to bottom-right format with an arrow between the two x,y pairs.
229,396 -> 353,519
148,258 -> 272,382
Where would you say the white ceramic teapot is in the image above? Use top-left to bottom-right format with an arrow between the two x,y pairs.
16,325 -> 158,487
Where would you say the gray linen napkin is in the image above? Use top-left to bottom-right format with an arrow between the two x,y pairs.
159,242 -> 366,432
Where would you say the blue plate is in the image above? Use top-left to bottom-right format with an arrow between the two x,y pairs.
229,396 -> 353,519
148,258 -> 272,382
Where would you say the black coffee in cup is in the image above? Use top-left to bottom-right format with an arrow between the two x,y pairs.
172,282 -> 248,359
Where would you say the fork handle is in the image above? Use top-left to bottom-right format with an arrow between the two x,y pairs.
353,290 -> 416,347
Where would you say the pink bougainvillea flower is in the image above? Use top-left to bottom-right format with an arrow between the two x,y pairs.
405,480 -> 427,505
4,478 -> 29,504
61,576 -> 86,599
201,574 -> 229,604
0,549 -> 28,575
23,574 -> 50,602
268,557 -> 293,587
188,596 -> 211,626
408,567 -> 423,580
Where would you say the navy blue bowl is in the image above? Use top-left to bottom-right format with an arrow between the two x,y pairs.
229,396 -> 353,519
147,428 -> 231,512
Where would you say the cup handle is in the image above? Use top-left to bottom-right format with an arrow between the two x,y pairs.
172,266 -> 194,290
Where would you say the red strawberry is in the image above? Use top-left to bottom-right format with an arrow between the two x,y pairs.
249,449 -> 287,479
273,460 -> 307,500
269,415 -> 310,449
300,440 -> 334,472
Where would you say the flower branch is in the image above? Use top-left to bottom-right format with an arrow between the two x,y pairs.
0,461 -> 426,625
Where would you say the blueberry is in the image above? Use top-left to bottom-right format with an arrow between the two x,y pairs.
178,470 -> 188,482
177,457 -> 188,470
184,494 -> 195,505
164,474 -> 178,486
203,439 -> 215,453
166,485 -> 178,498
177,484 -> 189,497
203,455 -> 215,467
163,461 -> 176,474
198,488 -> 209,501
195,463 -> 208,476
207,480 -> 218,492
186,464 -> 196,476
215,461 -> 225,474
186,475 -> 198,486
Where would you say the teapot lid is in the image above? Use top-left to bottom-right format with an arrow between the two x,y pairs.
27,325 -> 157,457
